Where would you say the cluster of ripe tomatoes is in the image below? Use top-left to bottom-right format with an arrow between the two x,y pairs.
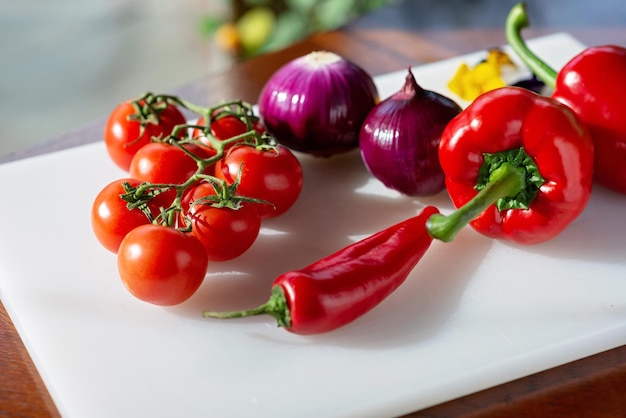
91,93 -> 303,306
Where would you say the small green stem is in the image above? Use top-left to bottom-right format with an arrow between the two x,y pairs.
426,163 -> 527,242
162,95 -> 255,122
505,2 -> 557,88
121,93 -> 273,230
203,286 -> 292,328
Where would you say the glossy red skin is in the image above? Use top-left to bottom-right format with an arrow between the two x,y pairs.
129,142 -> 207,208
210,114 -> 248,140
117,224 -> 208,306
104,100 -> 186,172
439,87 -> 594,245
193,115 -> 265,147
551,45 -> 626,194
91,178 -> 155,253
193,115 -> 246,143
215,145 -> 303,218
274,206 -> 439,335
182,183 -> 261,261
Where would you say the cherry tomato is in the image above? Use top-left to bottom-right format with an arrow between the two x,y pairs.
192,114 -> 246,149
117,224 -> 208,306
91,178 -> 156,253
193,114 -> 266,148
211,114 -> 249,140
104,99 -> 186,171
182,183 -> 262,261
214,145 -> 303,218
129,142 -> 208,208
251,118 -> 267,136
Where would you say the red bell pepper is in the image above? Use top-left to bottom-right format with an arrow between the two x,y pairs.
426,86 -> 594,245
506,2 -> 626,194
203,206 -> 439,334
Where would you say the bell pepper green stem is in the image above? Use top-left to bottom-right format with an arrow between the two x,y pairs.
427,163 -> 527,242
505,2 -> 558,88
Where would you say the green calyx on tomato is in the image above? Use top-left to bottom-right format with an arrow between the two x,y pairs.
181,181 -> 263,262
214,143 -> 303,218
104,95 -> 187,171
185,176 -> 269,212
475,147 -> 544,211
127,93 -> 181,134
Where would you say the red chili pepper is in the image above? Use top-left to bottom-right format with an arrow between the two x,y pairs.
426,86 -> 594,245
506,2 -> 626,194
203,206 -> 439,335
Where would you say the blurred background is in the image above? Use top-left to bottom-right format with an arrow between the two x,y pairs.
0,0 -> 387,158
2,0 -> 624,159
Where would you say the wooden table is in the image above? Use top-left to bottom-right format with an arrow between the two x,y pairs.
2,1 -> 626,416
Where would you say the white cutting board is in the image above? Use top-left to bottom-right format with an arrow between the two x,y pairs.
1,33 -> 625,418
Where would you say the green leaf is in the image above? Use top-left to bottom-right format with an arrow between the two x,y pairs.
197,16 -> 224,37
261,11 -> 309,53
286,0 -> 318,14
243,0 -> 272,6
314,0 -> 358,29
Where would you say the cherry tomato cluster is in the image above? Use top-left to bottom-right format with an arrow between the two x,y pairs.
91,93 -> 304,306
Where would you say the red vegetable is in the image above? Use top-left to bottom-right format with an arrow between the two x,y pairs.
192,114 -> 261,149
506,3 -> 626,194
214,144 -> 303,218
181,182 -> 262,262
117,224 -> 209,306
203,206 -> 439,334
91,178 -> 156,253
128,142 -> 208,208
427,86 -> 594,245
104,96 -> 186,171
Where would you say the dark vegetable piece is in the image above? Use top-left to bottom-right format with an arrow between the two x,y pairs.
511,74 -> 545,93
360,68 -> 461,196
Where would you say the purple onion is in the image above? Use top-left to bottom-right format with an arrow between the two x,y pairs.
359,68 -> 461,196
258,51 -> 379,157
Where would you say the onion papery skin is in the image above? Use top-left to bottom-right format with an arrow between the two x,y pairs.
360,69 -> 461,196
258,51 -> 379,157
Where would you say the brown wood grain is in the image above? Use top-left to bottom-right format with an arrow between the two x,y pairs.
1,300 -> 61,418
2,2 -> 626,416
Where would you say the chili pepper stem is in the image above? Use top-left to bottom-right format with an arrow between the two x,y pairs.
427,163 -> 527,242
505,3 -> 557,88
203,286 -> 292,328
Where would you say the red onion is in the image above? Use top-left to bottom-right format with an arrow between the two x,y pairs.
359,68 -> 461,196
258,51 -> 379,157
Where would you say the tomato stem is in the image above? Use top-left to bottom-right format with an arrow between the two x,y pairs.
121,93 -> 275,230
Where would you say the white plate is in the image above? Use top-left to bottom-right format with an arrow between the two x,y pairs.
2,33 -> 625,418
